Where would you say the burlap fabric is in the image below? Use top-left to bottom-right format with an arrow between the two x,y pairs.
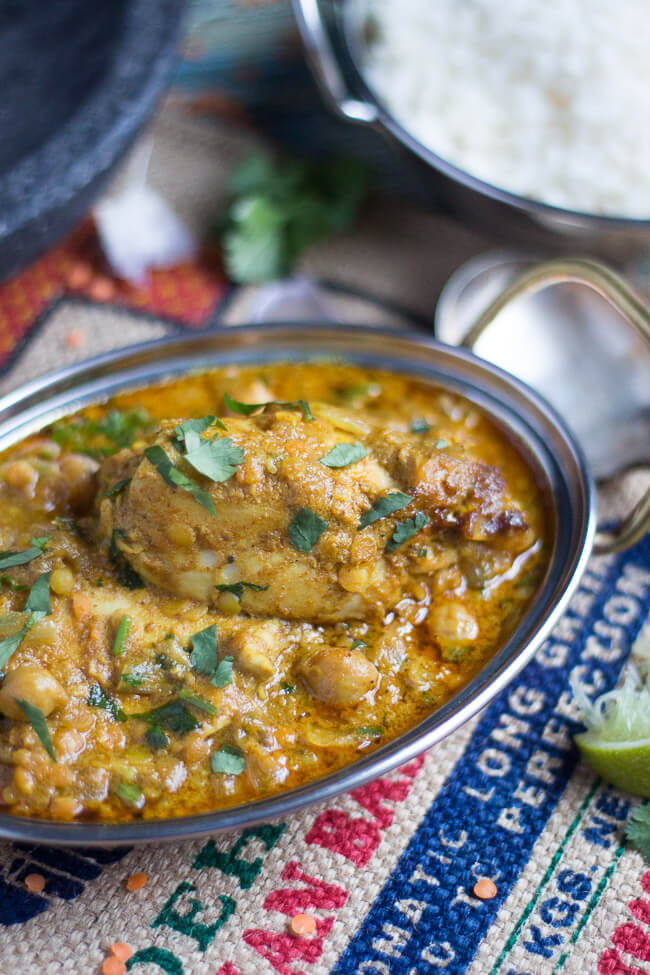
0,111 -> 649,975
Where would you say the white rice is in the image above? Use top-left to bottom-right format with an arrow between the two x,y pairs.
353,0 -> 650,217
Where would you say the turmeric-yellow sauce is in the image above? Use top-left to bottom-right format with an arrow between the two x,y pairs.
0,363 -> 548,822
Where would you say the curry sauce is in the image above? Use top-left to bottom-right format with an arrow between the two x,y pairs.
0,363 -> 548,822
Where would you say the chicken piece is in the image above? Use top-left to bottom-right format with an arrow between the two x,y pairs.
95,404 -> 530,623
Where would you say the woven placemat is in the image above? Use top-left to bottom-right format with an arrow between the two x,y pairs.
0,295 -> 648,975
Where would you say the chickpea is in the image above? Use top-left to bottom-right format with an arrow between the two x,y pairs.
59,453 -> 99,511
0,666 -> 67,720
167,522 -> 194,547
4,459 -> 37,492
50,795 -> 83,819
428,601 -> 478,644
14,767 -> 35,796
338,559 -> 385,594
228,624 -> 279,681
298,646 -> 378,706
50,566 -> 75,596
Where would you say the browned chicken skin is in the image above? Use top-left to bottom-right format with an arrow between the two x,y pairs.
96,403 -> 531,623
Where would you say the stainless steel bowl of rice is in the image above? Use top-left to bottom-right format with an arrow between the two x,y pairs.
292,0 -> 650,258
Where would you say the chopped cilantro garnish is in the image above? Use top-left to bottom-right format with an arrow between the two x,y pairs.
137,698 -> 200,736
24,571 -> 51,616
0,539 -> 49,571
0,624 -> 32,671
410,419 -> 431,434
183,431 -> 244,484
112,615 -> 131,656
109,530 -> 144,590
210,743 -> 246,775
625,806 -> 650,861
0,573 -> 52,669
214,581 -> 269,600
0,575 -> 27,592
319,442 -> 368,468
174,416 -> 225,444
145,726 -> 169,751
358,492 -> 412,529
385,512 -> 429,553
211,655 -> 234,689
280,681 -> 295,693
224,392 -> 315,423
350,639 -> 367,651
190,624 -> 219,676
113,779 -> 144,809
14,699 -> 56,760
179,689 -> 217,715
288,507 -> 328,553
356,725 -> 384,738
87,683 -> 127,722
120,672 -> 145,688
51,408 -> 153,459
144,444 -> 216,516
221,153 -> 368,283
99,478 -> 131,499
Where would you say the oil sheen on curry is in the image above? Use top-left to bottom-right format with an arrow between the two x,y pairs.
0,363 -> 548,822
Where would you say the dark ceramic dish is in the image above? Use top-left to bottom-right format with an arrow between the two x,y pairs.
0,0 -> 186,281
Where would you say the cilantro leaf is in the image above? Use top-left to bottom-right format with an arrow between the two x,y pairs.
224,392 -> 314,423
214,581 -> 269,600
145,726 -> 169,751
0,623 -> 32,671
356,725 -> 384,738
319,442 -> 368,468
99,478 -> 131,499
87,683 -> 127,722
0,574 -> 53,670
184,433 -> 244,483
190,624 -> 219,676
0,543 -> 47,570
211,655 -> 234,689
0,576 -> 27,592
288,507 -> 328,553
179,689 -> 217,715
109,530 -> 144,590
210,743 -> 246,776
385,512 -> 430,553
410,419 -> 431,434
280,681 -> 294,693
30,536 -> 51,551
136,699 -> 200,736
221,153 -> 369,284
625,805 -> 650,861
112,615 -> 131,656
174,416 -> 224,444
51,409 -> 153,458
24,572 -> 51,617
14,699 -> 56,760
358,492 -> 413,529
144,445 -> 216,516
113,780 -> 144,809
350,639 -> 367,651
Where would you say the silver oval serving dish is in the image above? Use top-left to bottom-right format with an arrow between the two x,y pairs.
0,320 -> 599,845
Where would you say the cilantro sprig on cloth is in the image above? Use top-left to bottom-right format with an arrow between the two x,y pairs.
220,153 -> 369,283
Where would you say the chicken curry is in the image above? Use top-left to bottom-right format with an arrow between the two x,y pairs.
0,363 -> 548,822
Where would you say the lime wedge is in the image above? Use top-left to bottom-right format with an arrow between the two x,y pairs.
575,731 -> 650,797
